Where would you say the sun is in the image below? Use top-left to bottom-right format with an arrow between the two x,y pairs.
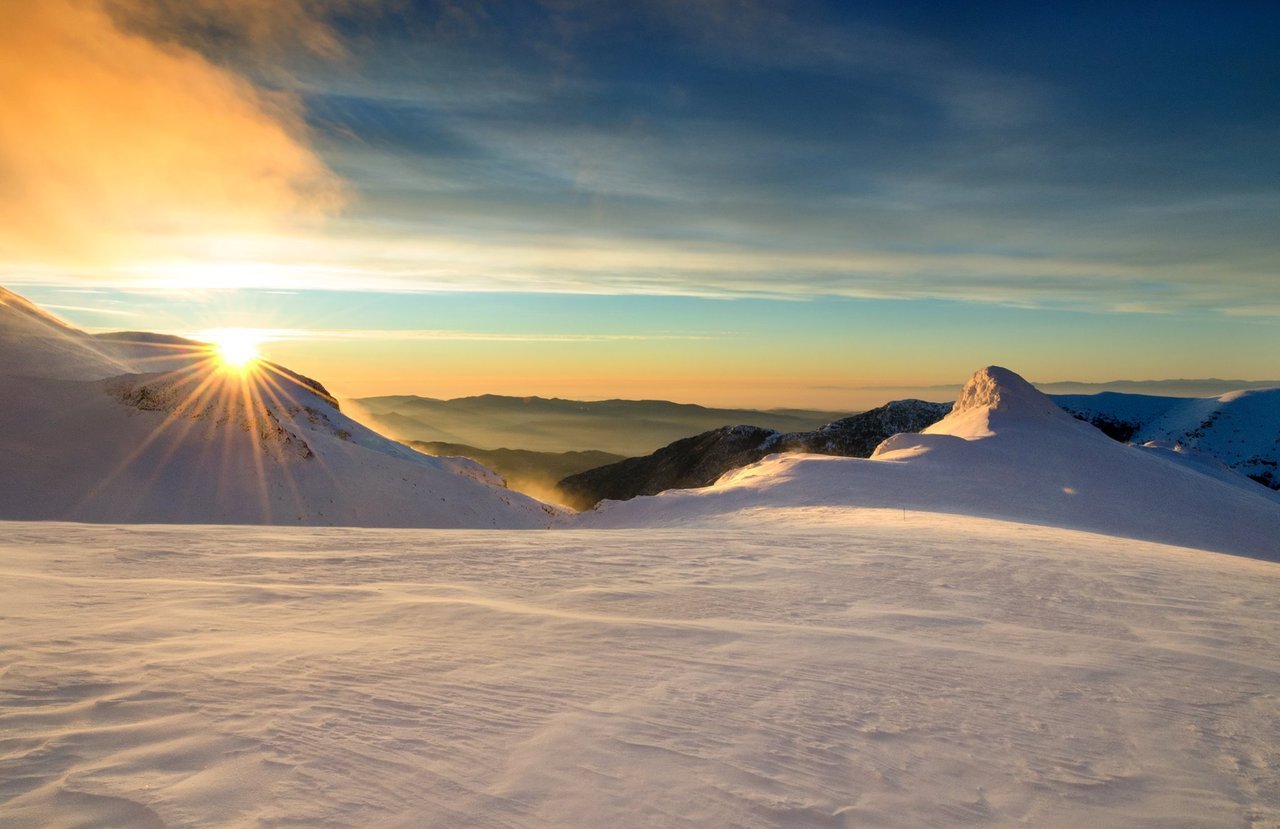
204,329 -> 262,372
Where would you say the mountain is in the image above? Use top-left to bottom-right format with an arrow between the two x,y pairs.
558,399 -> 951,509
577,366 -> 1280,560
1040,378 -> 1280,396
1054,389 -> 1280,488
405,441 -> 624,504
0,288 -> 556,527
856,378 -> 1280,406
348,394 -> 847,456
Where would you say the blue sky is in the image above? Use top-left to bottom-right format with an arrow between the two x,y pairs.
3,0 -> 1278,405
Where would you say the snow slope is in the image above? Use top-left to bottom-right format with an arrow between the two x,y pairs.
1056,388 -> 1280,489
0,287 -> 133,379
581,367 -> 1280,560
1,518 -> 1277,828
0,288 -> 556,528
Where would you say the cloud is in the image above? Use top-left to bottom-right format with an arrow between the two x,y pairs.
42,303 -> 139,317
110,0 -> 353,59
279,1 -> 1278,315
5,1 -> 1276,319
0,0 -> 344,264
4,223 -> 1262,316
186,327 -> 721,344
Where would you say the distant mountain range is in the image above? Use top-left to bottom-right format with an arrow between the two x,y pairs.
554,388 -> 1280,509
349,394 -> 847,456
381,380 -> 1280,507
852,378 -> 1280,401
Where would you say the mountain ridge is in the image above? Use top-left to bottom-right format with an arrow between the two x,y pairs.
577,366 -> 1280,560
1056,387 -> 1280,489
0,287 -> 557,527
558,399 -> 951,509
350,393 -> 848,456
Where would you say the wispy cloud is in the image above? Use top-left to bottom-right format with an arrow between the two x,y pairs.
42,303 -> 139,317
6,223 -> 1271,315
279,1 -> 1278,315
182,327 -> 721,344
5,1 -> 1278,322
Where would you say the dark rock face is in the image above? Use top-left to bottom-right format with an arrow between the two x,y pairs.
774,400 -> 954,457
558,400 -> 951,510
1066,412 -> 1139,442
557,425 -> 777,509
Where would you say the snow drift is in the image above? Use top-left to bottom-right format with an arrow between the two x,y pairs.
3,518 -> 1278,828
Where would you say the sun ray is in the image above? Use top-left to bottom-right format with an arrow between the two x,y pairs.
237,368 -> 275,523
254,360 -> 352,520
250,369 -> 313,521
74,365 -> 228,512
73,324 -> 350,525
257,363 -> 345,488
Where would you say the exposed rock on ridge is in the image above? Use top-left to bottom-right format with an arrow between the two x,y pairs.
558,399 -> 951,509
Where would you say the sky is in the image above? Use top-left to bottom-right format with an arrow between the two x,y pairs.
3,0 -> 1278,408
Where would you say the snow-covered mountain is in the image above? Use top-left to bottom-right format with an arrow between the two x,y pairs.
579,366 -> 1280,560
0,287 -> 556,527
1054,389 -> 1280,489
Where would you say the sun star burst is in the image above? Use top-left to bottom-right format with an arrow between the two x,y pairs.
204,329 -> 262,372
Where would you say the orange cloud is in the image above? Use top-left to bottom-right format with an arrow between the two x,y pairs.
0,0 -> 344,264
109,0 -> 356,60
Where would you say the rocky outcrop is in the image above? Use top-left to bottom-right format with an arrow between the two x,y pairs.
558,399 -> 951,510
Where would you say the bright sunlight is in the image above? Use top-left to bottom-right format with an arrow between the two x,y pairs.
204,328 -> 262,371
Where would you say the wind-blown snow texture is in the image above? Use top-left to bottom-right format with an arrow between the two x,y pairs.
1,518 -> 1278,828
582,367 -> 1280,560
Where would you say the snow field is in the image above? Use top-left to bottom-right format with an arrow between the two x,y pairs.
2,515 -> 1278,828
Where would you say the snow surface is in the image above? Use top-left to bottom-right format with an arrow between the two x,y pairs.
0,372 -> 556,527
0,288 -> 133,380
581,368 -> 1280,560
1051,391 -> 1187,430
1,517 -> 1278,828
1138,389 -> 1280,485
1055,388 -> 1280,487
